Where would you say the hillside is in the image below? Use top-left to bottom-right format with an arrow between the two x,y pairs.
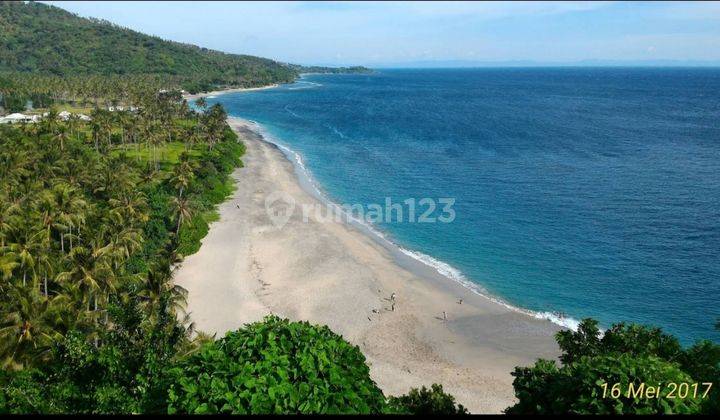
0,1 -> 298,89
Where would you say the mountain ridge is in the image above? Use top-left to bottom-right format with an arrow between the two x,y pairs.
0,1 -> 369,91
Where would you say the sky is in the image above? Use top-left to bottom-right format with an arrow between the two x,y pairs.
45,1 -> 720,67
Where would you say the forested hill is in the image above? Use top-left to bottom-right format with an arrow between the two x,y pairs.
0,1 -> 363,90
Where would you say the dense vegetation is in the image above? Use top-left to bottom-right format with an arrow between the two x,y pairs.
0,1 -> 296,88
167,316 -> 387,414
166,316 -> 467,415
0,1 -> 371,99
0,86 -> 238,369
506,319 -> 720,414
0,80 -> 457,414
0,2 -> 465,416
288,64 -> 374,75
387,384 -> 469,415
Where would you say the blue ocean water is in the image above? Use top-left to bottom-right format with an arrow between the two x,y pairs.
205,68 -> 720,344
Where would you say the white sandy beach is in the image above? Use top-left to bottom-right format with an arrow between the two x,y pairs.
173,117 -> 561,414
182,84 -> 279,101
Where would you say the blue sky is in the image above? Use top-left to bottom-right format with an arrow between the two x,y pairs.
46,1 -> 720,66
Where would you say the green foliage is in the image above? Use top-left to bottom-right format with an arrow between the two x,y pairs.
0,368 -> 54,414
508,354 -> 701,414
555,318 -> 603,364
0,2 -> 297,88
0,299 -> 187,414
556,319 -> 683,365
288,64 -> 373,75
174,130 -> 243,257
386,384 -> 469,415
2,94 -> 26,112
679,340 -> 720,414
166,316 -> 388,414
507,318 -> 720,415
176,210 -> 215,257
0,2 -> 369,99
0,86 -> 243,384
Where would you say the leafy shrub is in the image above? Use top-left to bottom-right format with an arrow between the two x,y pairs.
679,340 -> 720,414
167,316 -> 387,414
507,318 -> 719,415
507,354 -> 701,414
176,211 -> 216,256
0,369 -> 55,414
556,319 -> 683,365
387,384 -> 468,415
174,128 -> 242,257
0,300 -> 185,414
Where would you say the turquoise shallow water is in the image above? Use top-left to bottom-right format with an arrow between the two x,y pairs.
203,68 -> 720,344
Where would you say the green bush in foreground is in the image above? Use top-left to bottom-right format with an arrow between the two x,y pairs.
166,316 -> 468,415
167,316 -> 387,414
507,354 -> 700,414
506,318 -> 720,415
0,314 -> 467,414
387,384 -> 468,415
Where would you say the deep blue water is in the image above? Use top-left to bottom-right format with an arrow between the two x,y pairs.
205,68 -> 720,344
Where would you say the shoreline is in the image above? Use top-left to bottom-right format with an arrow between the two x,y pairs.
174,115 -> 561,413
182,84 -> 279,101
185,79 -> 579,333
249,120 -> 582,332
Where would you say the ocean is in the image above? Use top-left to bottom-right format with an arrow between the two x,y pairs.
202,68 -> 720,344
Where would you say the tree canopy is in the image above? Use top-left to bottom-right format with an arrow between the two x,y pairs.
0,1 -> 296,88
167,316 -> 388,414
506,319 -> 720,415
0,1 -> 370,97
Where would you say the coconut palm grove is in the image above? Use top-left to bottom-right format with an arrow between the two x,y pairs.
0,1 -> 718,415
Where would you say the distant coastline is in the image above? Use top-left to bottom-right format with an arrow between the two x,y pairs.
182,84 -> 279,101
182,66 -> 374,101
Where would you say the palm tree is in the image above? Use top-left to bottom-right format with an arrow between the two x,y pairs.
66,113 -> 81,142
170,153 -> 195,199
6,226 -> 44,287
0,199 -> 18,248
0,284 -> 68,369
41,107 -> 60,135
54,125 -> 69,151
0,253 -> 19,283
45,183 -> 87,253
90,108 -> 104,152
109,190 -> 149,226
195,96 -> 207,112
138,262 -> 188,322
141,119 -> 164,170
171,196 -> 194,236
96,227 -> 143,270
57,237 -> 115,324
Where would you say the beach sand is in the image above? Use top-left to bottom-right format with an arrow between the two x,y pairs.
173,117 -> 561,413
182,84 -> 279,101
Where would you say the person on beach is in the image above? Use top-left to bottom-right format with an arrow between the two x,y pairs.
457,298 -> 463,305
443,311 -> 447,321
390,292 -> 396,301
